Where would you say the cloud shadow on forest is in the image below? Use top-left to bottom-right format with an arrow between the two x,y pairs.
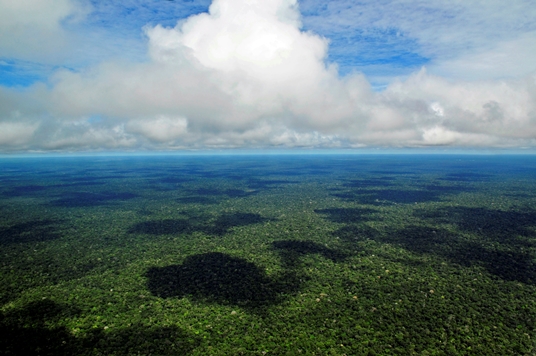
439,172 -> 491,182
271,240 -> 348,268
415,206 -> 536,244
146,239 -> 350,311
2,185 -> 49,197
129,212 -> 271,237
330,183 -> 474,205
0,299 -> 199,355
177,196 -> 219,205
190,187 -> 257,198
146,252 -> 300,312
318,206 -> 536,284
49,191 -> 138,207
0,219 -> 64,245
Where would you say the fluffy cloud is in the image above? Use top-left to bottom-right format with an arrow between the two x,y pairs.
0,0 -> 88,61
126,116 -> 188,143
1,0 -> 535,152
0,121 -> 38,147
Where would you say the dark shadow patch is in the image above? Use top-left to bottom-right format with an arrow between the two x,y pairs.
189,170 -> 236,179
416,207 -> 536,243
246,179 -> 298,190
60,176 -> 101,182
331,184 -> 472,205
60,174 -> 127,182
382,225 -> 536,284
0,300 -> 199,355
157,176 -> 192,184
0,299 -> 80,356
271,170 -> 307,176
316,203 -> 536,284
177,196 -> 219,205
54,181 -> 105,187
505,192 -> 534,198
439,172 -> 490,182
193,188 -> 226,196
224,175 -> 247,181
344,177 -> 395,188
146,252 -> 298,310
129,219 -> 192,235
224,189 -> 256,198
50,191 -> 138,207
331,221 -> 536,284
272,240 -> 347,267
368,170 -> 411,175
377,226 -> 463,255
0,255 -> 104,304
473,248 -> 536,284
314,208 -> 376,224
137,208 -> 154,216
305,168 -> 333,175
423,184 -> 474,194
63,176 -> 104,182
0,219 -> 63,245
1,299 -> 80,326
129,212 -> 270,237
3,185 -> 49,197
356,189 -> 447,205
190,188 -> 256,198
205,212 -> 268,236
0,177 -> 20,183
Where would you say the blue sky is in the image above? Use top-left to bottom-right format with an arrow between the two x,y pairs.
0,0 -> 433,89
0,0 -> 213,87
0,0 -> 535,152
81,0 -> 432,81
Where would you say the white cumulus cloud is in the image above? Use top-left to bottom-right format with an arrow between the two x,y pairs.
0,0 -> 536,152
0,0 -> 88,61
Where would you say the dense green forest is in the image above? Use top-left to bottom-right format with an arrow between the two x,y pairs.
0,155 -> 535,355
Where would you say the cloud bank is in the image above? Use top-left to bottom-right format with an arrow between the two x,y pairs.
1,0 -> 535,152
0,0 -> 88,61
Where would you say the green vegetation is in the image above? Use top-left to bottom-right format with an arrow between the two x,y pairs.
0,155 -> 535,355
